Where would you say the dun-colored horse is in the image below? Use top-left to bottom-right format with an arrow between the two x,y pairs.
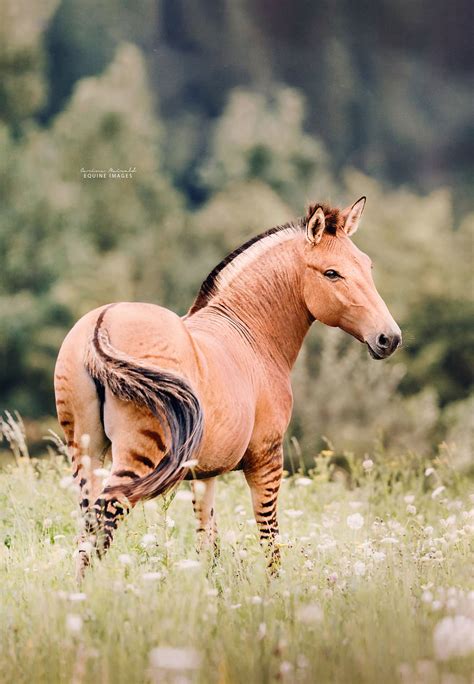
55,197 -> 401,580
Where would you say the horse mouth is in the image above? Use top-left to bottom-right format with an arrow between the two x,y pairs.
366,343 -> 384,360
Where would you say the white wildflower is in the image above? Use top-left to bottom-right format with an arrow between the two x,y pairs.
279,661 -> 293,675
362,459 -> 374,471
425,467 -> 435,476
149,646 -> 201,671
404,494 -> 415,504
322,515 -> 335,529
142,572 -> 163,581
59,476 -> 74,489
441,515 -> 456,528
68,593 -> 87,602
422,591 -> 434,603
66,613 -> 83,634
257,622 -> 267,640
295,477 -> 312,487
175,559 -> 200,570
143,500 -> 158,512
250,596 -> 263,605
433,615 -> 474,660
118,554 -> 132,565
354,561 -> 366,577
175,489 -> 194,502
346,513 -> 364,530
381,536 -> 399,545
284,509 -> 304,519
373,551 -> 386,563
141,533 -> 157,548
432,486 -> 446,499
296,603 -> 323,623
406,504 -> 417,515
224,531 -> 238,544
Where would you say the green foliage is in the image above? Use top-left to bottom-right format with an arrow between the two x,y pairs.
0,43 -> 182,416
292,327 -> 440,458
0,3 -> 472,461
199,88 -> 333,207
0,0 -> 59,124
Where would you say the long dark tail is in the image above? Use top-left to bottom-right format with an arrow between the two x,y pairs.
84,308 -> 204,504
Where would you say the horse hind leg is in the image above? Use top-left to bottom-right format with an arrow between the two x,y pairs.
79,402 -> 168,576
56,378 -> 113,585
191,477 -> 219,555
64,427 -> 110,581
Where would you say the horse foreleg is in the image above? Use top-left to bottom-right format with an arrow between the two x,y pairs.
244,443 -> 283,574
191,477 -> 219,555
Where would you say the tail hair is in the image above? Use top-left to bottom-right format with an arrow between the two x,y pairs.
85,308 -> 204,503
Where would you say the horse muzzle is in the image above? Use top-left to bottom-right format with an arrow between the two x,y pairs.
366,330 -> 402,359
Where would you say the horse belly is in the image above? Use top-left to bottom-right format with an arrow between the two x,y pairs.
193,356 -> 256,475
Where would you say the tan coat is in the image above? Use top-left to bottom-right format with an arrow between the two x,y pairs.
55,198 -> 401,580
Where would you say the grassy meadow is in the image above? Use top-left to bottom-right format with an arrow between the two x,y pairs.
0,438 -> 473,684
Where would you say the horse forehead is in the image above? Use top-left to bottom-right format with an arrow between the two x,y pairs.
323,235 -> 370,267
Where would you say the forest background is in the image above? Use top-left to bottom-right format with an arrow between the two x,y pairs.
0,0 -> 472,470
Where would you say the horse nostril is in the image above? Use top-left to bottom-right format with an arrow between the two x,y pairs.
392,333 -> 402,350
377,333 -> 390,349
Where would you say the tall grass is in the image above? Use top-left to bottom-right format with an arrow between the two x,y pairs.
0,438 -> 473,683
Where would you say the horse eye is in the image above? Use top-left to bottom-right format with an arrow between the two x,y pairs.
324,269 -> 341,280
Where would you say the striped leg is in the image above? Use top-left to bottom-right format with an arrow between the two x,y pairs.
76,470 -> 134,581
192,478 -> 218,554
73,436 -> 109,518
75,431 -> 161,581
59,422 -> 110,582
57,411 -> 106,518
244,442 -> 283,573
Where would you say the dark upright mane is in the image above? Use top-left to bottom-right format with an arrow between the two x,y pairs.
187,203 -> 342,315
305,203 -> 344,234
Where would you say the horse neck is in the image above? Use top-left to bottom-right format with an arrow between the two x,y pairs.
202,235 -> 312,370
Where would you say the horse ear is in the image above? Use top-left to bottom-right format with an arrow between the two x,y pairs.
343,196 -> 366,236
306,207 -> 326,245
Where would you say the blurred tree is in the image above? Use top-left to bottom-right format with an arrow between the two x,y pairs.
0,1 -> 472,463
0,43 -> 182,417
199,87 -> 332,208
291,327 -> 440,458
0,0 -> 59,125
